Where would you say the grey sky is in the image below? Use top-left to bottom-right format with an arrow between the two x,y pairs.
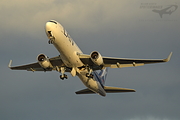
0,0 -> 180,120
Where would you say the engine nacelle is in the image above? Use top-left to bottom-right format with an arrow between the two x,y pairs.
37,54 -> 53,69
90,51 -> 104,66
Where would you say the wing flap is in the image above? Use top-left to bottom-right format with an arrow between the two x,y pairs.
105,63 -> 144,68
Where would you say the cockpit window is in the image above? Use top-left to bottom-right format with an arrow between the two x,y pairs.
49,20 -> 57,24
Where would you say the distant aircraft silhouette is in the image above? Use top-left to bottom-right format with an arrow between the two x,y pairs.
152,5 -> 178,18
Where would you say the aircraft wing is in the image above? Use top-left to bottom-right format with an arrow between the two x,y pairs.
79,52 -> 172,69
9,56 -> 70,72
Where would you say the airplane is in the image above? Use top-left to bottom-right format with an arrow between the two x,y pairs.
9,20 -> 172,96
152,5 -> 178,18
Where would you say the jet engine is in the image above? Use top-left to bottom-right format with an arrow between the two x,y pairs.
90,51 -> 104,66
37,54 -> 53,69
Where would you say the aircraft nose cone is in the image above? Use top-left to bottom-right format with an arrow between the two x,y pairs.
45,22 -> 52,31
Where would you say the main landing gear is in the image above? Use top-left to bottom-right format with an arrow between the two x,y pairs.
60,74 -> 68,80
56,66 -> 68,80
60,67 -> 68,80
85,66 -> 94,78
86,73 -> 94,78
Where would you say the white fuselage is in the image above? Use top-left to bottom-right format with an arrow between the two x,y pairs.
45,20 -> 106,96
45,21 -> 83,67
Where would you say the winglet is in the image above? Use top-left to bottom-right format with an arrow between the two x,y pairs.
164,52 -> 172,62
8,60 -> 12,68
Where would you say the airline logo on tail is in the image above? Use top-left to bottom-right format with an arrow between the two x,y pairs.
98,67 -> 108,85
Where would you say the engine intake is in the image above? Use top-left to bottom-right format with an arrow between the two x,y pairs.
37,54 -> 53,69
90,51 -> 104,66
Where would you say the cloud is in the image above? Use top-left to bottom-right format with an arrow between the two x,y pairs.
0,0 -> 143,34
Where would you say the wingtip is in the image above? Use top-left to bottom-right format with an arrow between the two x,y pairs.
164,52 -> 173,62
8,60 -> 12,68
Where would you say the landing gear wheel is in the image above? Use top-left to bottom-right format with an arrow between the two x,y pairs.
90,74 -> 94,78
48,40 -> 53,44
86,73 -> 89,77
64,74 -> 68,79
60,74 -> 68,80
60,75 -> 64,80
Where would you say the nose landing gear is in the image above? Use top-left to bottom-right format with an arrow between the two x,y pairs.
48,36 -> 55,44
47,31 -> 55,44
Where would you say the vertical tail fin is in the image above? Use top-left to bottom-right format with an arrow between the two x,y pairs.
98,67 -> 108,85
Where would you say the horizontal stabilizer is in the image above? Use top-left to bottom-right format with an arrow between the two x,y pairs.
104,86 -> 135,93
75,88 -> 94,94
75,86 -> 135,95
